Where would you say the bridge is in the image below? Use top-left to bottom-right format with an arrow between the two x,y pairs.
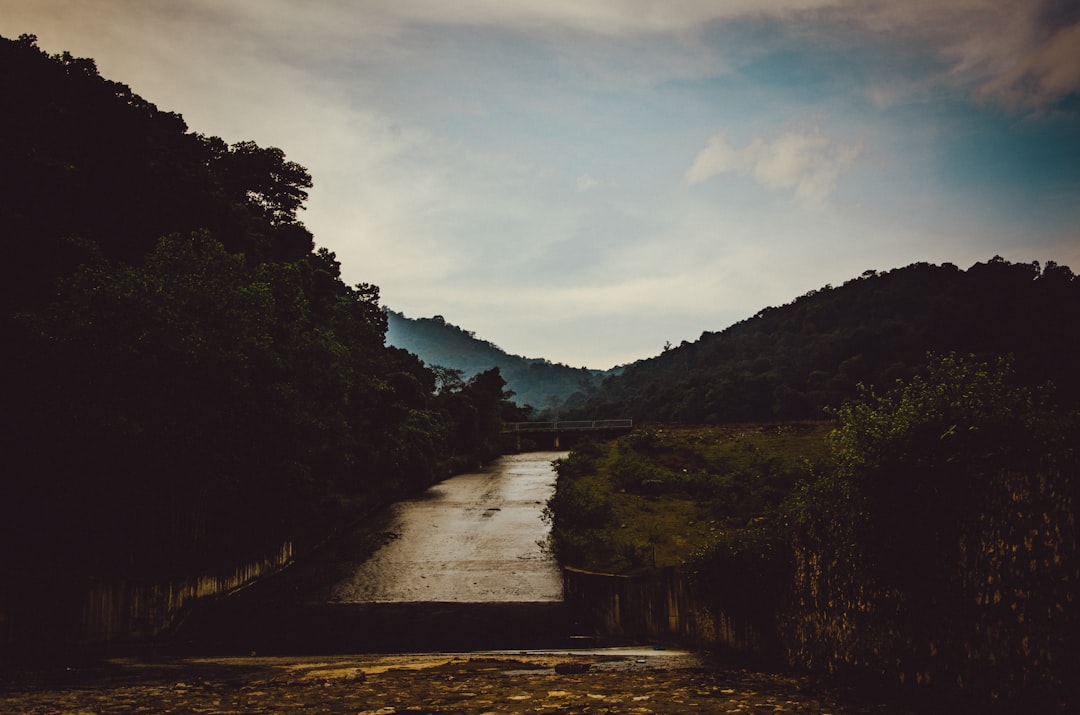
503,419 -> 633,449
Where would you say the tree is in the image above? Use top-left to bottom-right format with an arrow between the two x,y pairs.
440,368 -> 512,468
1,36 -> 515,581
431,365 -> 466,394
217,140 -> 311,223
807,354 -> 1048,589
569,259 -> 1080,423
789,353 -> 1079,703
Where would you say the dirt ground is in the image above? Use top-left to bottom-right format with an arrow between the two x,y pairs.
0,648 -> 908,715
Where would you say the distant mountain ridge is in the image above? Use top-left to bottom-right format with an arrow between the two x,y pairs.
384,310 -> 620,413
388,258 -> 1080,424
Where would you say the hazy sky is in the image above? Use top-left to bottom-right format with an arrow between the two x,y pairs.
4,1 -> 1079,368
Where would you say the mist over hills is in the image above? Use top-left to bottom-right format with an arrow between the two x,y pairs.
385,310 -> 620,414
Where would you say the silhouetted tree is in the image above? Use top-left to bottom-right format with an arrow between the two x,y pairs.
575,259 -> 1080,422
0,35 -> 517,579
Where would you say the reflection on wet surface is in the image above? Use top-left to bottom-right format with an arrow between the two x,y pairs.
330,452 -> 566,603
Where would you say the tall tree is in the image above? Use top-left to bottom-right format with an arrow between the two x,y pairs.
1,35 -> 518,581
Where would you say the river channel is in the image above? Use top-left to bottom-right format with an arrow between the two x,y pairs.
329,451 -> 567,603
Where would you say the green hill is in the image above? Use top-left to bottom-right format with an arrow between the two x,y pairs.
385,310 -> 620,413
572,258 -> 1080,422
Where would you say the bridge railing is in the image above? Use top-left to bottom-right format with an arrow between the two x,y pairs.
503,419 -> 633,432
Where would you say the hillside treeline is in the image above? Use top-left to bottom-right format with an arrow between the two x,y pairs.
0,34 -> 522,579
385,310 -> 613,413
574,258 -> 1080,422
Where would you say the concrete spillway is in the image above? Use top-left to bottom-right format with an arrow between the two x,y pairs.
177,452 -> 573,654
329,451 -> 565,603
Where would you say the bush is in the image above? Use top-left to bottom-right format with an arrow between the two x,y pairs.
787,353 -> 1080,707
609,451 -> 672,491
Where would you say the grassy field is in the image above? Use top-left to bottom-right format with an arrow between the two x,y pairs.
546,422 -> 833,575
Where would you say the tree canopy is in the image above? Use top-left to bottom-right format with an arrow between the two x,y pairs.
781,353 -> 1079,705
0,34 -> 517,578
573,258 -> 1080,422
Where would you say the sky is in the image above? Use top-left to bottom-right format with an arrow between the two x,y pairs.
3,1 -> 1079,369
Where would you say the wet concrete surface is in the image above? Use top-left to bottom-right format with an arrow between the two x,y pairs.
174,453 -> 573,655
330,452 -> 566,604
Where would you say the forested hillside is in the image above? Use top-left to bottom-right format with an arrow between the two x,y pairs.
574,258 -> 1080,422
0,34 -> 522,581
385,310 -> 616,413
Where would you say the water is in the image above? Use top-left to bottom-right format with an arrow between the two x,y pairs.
329,451 -> 566,603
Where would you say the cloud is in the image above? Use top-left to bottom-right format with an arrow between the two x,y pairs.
576,174 -> 601,192
4,0 -> 1076,369
685,128 -> 862,208
976,21 -> 1080,111
15,0 -> 1078,114
815,1 -> 1080,111
329,0 -> 832,38
360,1 -> 1080,111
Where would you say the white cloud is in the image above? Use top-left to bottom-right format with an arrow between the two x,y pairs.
976,22 -> 1080,111
815,1 -> 1080,111
11,0 -> 1077,114
348,0 -> 1080,111
685,129 -> 862,208
576,174 -> 601,192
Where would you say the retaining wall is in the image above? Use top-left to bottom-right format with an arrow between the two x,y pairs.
562,565 -> 772,658
0,542 -> 292,659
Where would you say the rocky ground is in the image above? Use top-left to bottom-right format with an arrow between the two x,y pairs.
0,648 -> 910,715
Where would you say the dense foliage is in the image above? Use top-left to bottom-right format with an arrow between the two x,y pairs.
573,259 -> 1080,422
385,310 -> 615,413
0,35 -> 519,578
780,354 -> 1078,707
684,354 -> 1078,709
550,355 -> 1078,708
545,424 -> 831,574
